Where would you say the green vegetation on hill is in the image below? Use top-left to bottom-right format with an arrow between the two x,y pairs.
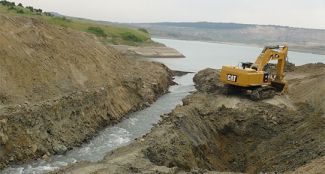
0,0 -> 154,46
0,0 -> 52,16
87,26 -> 108,37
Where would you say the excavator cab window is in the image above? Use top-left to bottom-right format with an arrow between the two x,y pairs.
241,62 -> 253,69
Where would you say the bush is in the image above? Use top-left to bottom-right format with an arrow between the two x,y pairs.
35,8 -> 42,13
0,1 -> 15,7
16,9 -> 24,14
26,6 -> 34,12
44,12 -> 54,16
17,3 -> 23,7
87,27 -> 107,37
121,32 -> 143,42
7,6 -> 14,10
138,28 -> 149,33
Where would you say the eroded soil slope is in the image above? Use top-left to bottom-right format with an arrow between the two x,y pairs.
0,14 -> 174,169
57,63 -> 325,174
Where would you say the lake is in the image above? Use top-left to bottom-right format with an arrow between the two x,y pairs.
152,38 -> 325,72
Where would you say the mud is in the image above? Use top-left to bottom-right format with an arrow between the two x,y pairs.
56,63 -> 325,174
0,14 -> 174,169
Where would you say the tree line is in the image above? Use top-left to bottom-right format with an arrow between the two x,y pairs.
0,0 -> 53,16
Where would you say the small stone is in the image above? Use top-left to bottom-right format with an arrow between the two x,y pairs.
31,144 -> 38,153
144,102 -> 150,107
42,154 -> 49,160
0,133 -> 8,144
53,143 -> 67,154
0,119 -> 7,124
9,156 -> 14,162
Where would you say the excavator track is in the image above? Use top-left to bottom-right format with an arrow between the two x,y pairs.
250,86 -> 276,101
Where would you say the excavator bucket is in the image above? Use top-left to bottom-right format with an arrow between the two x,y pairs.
271,81 -> 287,92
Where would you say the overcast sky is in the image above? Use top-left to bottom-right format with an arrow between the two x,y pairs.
11,0 -> 325,29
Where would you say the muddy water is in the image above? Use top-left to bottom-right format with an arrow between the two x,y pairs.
1,74 -> 195,174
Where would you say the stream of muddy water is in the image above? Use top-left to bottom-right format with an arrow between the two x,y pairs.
2,74 -> 195,174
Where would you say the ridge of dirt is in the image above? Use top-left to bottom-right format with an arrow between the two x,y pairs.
286,63 -> 325,114
0,14 -> 174,169
55,63 -> 325,174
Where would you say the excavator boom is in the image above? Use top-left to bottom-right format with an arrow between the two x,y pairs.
254,45 -> 288,82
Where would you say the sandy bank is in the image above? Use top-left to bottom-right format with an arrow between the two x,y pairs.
113,45 -> 185,58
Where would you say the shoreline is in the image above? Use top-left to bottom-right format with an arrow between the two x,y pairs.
112,45 -> 185,58
153,37 -> 325,56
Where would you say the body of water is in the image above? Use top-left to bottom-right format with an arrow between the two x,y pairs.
152,38 -> 324,72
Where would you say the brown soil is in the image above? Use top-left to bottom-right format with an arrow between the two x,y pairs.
56,63 -> 325,174
0,14 -> 174,169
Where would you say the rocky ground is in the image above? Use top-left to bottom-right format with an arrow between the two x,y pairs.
0,14 -> 175,169
56,63 -> 325,174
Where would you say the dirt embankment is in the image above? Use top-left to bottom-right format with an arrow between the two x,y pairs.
57,63 -> 325,174
0,14 -> 174,169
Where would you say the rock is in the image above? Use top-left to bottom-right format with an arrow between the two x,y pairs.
8,156 -> 14,162
42,154 -> 50,160
193,68 -> 222,92
0,133 -> 8,145
53,143 -> 67,154
0,119 -> 8,145
143,102 -> 150,107
31,144 -> 38,153
0,119 -> 7,124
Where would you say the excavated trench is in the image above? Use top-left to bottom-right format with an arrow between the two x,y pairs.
54,64 -> 325,174
143,93 -> 324,173
141,66 -> 325,173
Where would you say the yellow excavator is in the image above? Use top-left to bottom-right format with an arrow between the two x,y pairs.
220,45 -> 288,100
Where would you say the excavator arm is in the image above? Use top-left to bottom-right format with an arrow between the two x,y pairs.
253,46 -> 287,71
252,45 -> 288,92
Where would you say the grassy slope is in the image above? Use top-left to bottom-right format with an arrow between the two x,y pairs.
0,3 -> 154,46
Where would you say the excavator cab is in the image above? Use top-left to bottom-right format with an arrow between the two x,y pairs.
220,45 -> 288,100
241,62 -> 253,69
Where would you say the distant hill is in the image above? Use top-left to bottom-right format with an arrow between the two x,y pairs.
145,22 -> 255,30
130,22 -> 325,55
